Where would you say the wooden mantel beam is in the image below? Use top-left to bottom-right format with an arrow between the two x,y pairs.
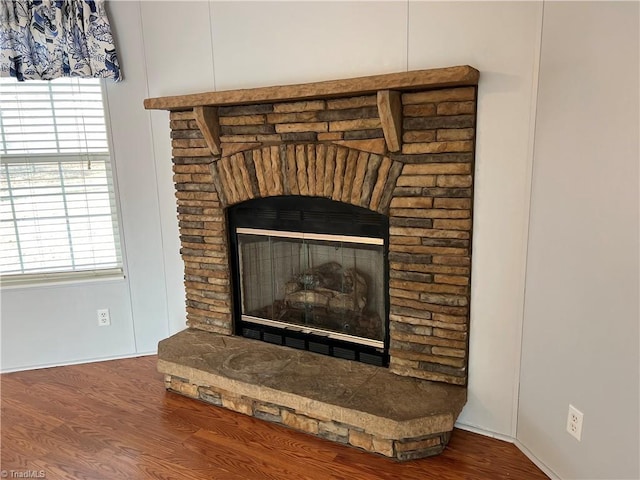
144,65 -> 479,111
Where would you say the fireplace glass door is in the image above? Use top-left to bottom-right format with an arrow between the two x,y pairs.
237,228 -> 385,348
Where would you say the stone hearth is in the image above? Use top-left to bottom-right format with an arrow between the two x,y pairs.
160,329 -> 466,460
145,66 -> 478,459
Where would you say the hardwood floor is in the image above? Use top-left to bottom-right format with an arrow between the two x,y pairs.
1,356 -> 548,480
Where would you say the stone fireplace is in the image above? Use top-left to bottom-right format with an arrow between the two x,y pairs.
145,65 -> 478,460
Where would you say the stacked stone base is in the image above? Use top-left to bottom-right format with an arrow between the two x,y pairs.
166,374 -> 452,460
158,329 -> 466,461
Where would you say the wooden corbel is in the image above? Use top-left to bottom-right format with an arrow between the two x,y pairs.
193,106 -> 221,156
376,90 -> 402,153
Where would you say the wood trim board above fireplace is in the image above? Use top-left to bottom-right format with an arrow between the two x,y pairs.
144,65 -> 479,110
147,66 -> 479,459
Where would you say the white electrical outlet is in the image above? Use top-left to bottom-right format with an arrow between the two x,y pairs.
97,308 -> 111,327
567,404 -> 584,441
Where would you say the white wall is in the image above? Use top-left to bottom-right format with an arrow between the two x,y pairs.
0,281 -> 136,369
140,1 -> 215,334
517,2 -> 640,479
104,1 -> 171,354
210,2 -> 408,90
5,4 -> 637,477
407,1 -> 542,436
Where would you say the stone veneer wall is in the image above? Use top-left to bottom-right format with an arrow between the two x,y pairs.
169,86 -> 476,386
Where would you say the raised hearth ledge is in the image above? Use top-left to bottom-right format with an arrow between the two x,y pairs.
159,329 -> 467,460
144,65 -> 478,110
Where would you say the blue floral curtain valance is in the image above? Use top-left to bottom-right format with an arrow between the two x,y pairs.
0,0 -> 121,81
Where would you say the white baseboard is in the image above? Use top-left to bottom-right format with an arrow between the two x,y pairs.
455,421 -> 516,443
0,350 -> 157,374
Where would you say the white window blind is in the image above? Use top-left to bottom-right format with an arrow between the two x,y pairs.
0,78 -> 123,283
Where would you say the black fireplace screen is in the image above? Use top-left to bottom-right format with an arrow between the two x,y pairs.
228,196 -> 389,366
237,229 -> 385,346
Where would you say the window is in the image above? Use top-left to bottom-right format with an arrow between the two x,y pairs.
0,78 -> 123,285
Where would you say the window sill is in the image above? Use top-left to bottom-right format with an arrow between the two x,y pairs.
0,268 -> 126,290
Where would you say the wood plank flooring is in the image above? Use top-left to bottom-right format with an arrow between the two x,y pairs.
1,355 -> 548,480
